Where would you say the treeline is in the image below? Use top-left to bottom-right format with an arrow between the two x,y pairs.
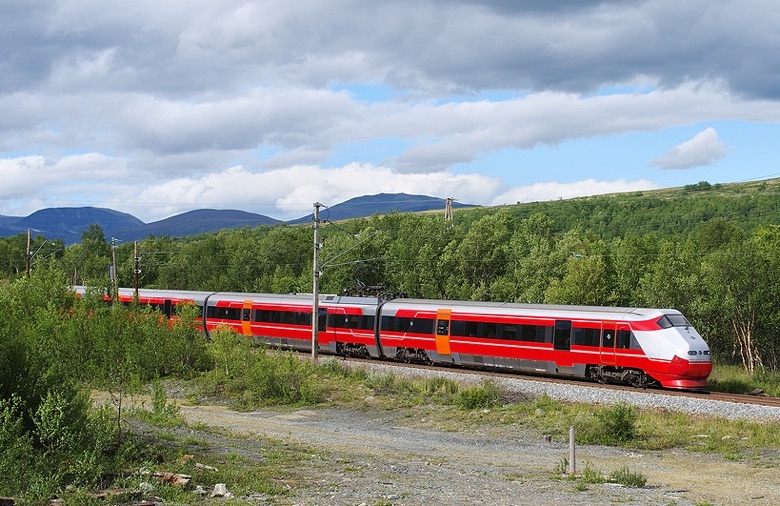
3,180 -> 780,373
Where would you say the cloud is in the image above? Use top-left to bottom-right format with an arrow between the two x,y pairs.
650,127 -> 731,170
2,1 -> 780,227
490,179 -> 658,206
129,163 -> 505,222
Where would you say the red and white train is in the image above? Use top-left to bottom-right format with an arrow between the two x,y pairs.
89,287 -> 713,390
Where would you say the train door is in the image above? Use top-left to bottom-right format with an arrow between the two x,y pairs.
435,308 -> 452,355
600,322 -> 618,364
553,320 -> 571,350
241,299 -> 252,337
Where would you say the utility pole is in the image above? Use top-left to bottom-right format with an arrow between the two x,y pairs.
26,229 -> 31,276
133,241 -> 140,302
312,202 -> 322,362
111,237 -> 118,304
445,197 -> 455,226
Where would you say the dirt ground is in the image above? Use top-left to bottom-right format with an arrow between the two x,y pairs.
167,400 -> 779,506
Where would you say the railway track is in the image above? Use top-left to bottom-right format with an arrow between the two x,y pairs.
338,356 -> 780,408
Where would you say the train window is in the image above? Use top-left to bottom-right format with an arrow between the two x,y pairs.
602,331 -> 614,348
450,320 -> 465,336
573,327 -> 600,347
255,309 -> 312,324
519,325 -> 546,343
617,329 -> 635,349
382,316 -> 434,334
207,307 -> 241,320
503,324 -> 517,340
464,321 -> 480,337
553,320 -> 572,350
658,314 -> 690,328
483,322 -> 498,339
361,315 -> 375,330
333,315 -> 359,329
255,309 -> 279,323
616,330 -> 640,350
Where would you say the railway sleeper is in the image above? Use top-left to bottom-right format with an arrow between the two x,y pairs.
588,365 -> 654,389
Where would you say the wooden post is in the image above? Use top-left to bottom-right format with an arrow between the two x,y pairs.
569,425 -> 576,475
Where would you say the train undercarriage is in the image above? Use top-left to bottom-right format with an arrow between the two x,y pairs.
586,365 -> 659,389
395,347 -> 433,365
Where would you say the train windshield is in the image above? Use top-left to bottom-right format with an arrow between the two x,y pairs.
657,314 -> 690,329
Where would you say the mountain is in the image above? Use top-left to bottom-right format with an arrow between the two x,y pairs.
288,193 -> 475,224
0,207 -> 144,244
0,194 -> 470,244
118,209 -> 281,240
0,215 -> 22,227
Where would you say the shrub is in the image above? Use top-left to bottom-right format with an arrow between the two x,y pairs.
246,348 -> 322,406
608,466 -> 647,488
596,402 -> 638,444
455,379 -> 501,410
0,396 -> 36,493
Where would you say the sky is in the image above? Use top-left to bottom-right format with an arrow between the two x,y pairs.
2,0 -> 780,223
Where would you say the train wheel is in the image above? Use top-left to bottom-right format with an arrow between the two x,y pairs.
587,365 -> 608,384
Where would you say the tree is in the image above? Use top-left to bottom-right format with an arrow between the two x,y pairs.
58,224 -> 112,286
510,214 -> 559,303
610,233 -> 659,307
698,226 -> 780,372
544,231 -> 612,306
441,211 -> 513,300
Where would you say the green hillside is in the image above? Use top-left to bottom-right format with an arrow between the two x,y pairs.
459,178 -> 780,239
5,178 -> 780,372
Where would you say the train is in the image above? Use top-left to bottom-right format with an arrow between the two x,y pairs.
77,286 -> 713,390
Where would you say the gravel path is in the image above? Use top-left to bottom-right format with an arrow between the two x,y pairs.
181,403 -> 777,506
169,363 -> 780,506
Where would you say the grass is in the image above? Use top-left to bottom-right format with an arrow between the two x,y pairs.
66,358 -> 779,504
552,460 -> 647,491
707,364 -> 780,397
320,364 -> 780,460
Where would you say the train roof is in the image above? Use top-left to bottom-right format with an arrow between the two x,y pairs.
82,286 -> 683,321
381,298 -> 678,321
115,288 -> 378,307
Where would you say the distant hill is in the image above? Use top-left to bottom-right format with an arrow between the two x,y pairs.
0,215 -> 22,227
118,209 -> 281,240
288,193 -> 476,224
0,193 -> 472,244
0,207 -> 144,244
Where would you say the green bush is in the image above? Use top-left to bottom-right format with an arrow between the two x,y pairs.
245,348 -> 322,406
608,466 -> 647,487
596,402 -> 638,444
455,379 -> 501,410
0,396 -> 36,493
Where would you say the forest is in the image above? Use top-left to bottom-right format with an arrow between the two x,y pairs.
4,177 -> 780,374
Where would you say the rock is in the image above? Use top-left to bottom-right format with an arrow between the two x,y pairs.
211,483 -> 232,498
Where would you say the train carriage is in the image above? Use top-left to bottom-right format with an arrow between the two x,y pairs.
76,286 -> 712,390
378,299 -> 712,389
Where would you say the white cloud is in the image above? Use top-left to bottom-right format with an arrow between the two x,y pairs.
2,1 -> 780,228
490,179 -> 659,206
131,163 -> 505,222
650,127 -> 731,170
